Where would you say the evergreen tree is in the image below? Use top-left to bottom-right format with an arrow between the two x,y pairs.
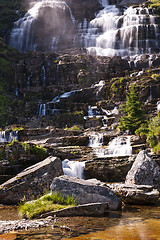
118,84 -> 145,134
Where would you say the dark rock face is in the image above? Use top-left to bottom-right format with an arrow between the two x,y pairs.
0,156 -> 63,204
125,150 -> 160,190
50,175 -> 121,210
84,156 -> 136,182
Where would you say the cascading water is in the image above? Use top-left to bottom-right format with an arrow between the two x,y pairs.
89,132 -> 132,158
38,89 -> 82,116
9,0 -> 160,63
88,132 -> 104,148
62,159 -> 85,179
0,131 -> 18,143
86,5 -> 160,63
157,101 -> 160,112
9,0 -> 76,52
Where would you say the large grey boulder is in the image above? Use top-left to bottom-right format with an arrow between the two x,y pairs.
0,156 -> 63,204
107,183 -> 159,204
50,175 -> 121,210
125,150 -> 160,190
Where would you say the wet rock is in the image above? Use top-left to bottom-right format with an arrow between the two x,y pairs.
0,156 -> 63,204
50,175 -> 121,210
41,202 -> 109,218
107,183 -> 159,204
125,150 -> 160,190
0,218 -> 54,234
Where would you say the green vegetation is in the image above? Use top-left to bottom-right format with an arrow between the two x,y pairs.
118,84 -> 145,134
21,143 -> 47,159
19,191 -> 76,219
146,0 -> 160,10
151,73 -> 160,82
64,125 -> 81,131
136,113 -> 160,154
111,77 -> 126,99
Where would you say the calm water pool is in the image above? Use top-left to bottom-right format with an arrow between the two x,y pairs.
0,204 -> 160,240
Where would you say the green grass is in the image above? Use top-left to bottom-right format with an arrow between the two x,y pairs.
146,0 -> 160,10
19,191 -> 76,219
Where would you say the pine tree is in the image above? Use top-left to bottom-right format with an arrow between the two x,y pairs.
118,84 -> 145,134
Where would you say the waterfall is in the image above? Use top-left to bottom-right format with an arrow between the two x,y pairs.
41,66 -> 46,87
9,0 -> 76,52
27,72 -> 32,88
0,131 -> 18,143
38,89 -> 82,116
88,132 -> 104,147
157,101 -> 160,112
93,136 -> 132,158
86,4 -> 160,62
9,0 -> 160,60
62,159 -> 85,179
39,104 -> 46,116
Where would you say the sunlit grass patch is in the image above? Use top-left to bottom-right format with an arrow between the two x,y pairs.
19,191 -> 76,219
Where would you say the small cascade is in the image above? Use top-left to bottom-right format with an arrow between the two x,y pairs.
88,132 -> 103,148
15,88 -> 19,97
149,86 -> 152,100
38,89 -> 82,116
93,136 -> 132,158
27,72 -> 32,88
41,66 -> 46,87
0,131 -> 18,143
94,80 -> 105,97
62,159 -> 85,179
88,106 -> 100,117
157,101 -> 160,112
39,104 -> 46,116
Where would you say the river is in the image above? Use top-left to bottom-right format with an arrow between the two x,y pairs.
0,204 -> 160,240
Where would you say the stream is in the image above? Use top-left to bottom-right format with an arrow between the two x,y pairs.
0,204 -> 160,240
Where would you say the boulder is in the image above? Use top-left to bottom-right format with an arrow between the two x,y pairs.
50,175 -> 121,210
107,183 -> 159,204
0,156 -> 63,204
41,202 -> 109,218
125,150 -> 160,190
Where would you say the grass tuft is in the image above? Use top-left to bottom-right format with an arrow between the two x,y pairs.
19,191 -> 76,219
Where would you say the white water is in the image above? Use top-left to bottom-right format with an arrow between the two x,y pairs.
88,132 -> 104,148
0,131 -> 18,143
38,89 -> 82,116
41,66 -> 46,87
9,0 -> 160,62
89,133 -> 132,158
86,5 -> 160,62
62,159 -> 85,179
157,101 -> 160,112
10,0 -> 76,52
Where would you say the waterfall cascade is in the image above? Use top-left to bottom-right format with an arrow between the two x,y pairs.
0,131 -> 18,143
157,101 -> 160,112
88,132 -> 104,147
38,89 -> 82,116
62,159 -> 85,179
89,133 -> 132,158
9,0 -> 160,63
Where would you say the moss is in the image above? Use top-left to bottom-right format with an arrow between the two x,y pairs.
146,0 -> 160,10
21,143 -> 47,159
110,77 -> 126,99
